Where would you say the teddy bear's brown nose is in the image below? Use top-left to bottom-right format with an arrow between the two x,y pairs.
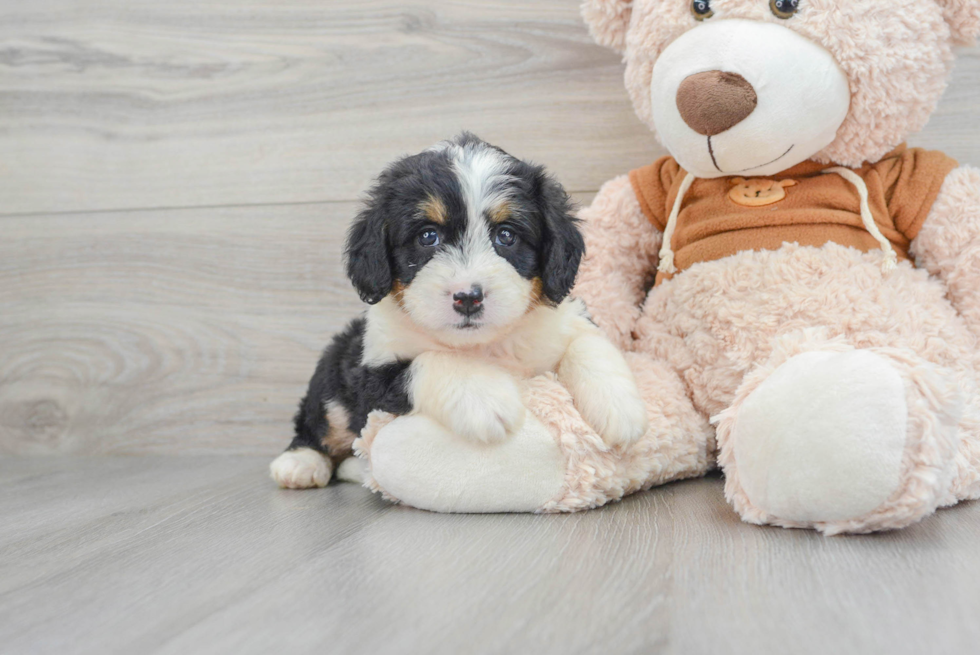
676,70 -> 758,136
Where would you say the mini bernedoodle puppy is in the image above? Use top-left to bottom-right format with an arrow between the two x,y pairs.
270,133 -> 648,490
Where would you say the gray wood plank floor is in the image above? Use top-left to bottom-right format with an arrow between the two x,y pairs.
4,1 -> 980,652
2,457 -> 979,655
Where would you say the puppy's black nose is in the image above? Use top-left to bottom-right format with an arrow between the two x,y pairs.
452,285 -> 484,316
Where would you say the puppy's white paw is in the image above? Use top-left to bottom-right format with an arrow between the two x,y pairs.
571,370 -> 648,448
444,379 -> 526,445
335,457 -> 367,484
559,334 -> 649,448
587,391 -> 649,448
270,448 -> 332,489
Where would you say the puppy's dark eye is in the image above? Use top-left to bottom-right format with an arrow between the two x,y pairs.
494,227 -> 517,247
770,0 -> 800,19
418,228 -> 440,247
691,0 -> 713,20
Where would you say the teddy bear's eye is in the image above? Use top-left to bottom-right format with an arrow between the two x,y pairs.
691,0 -> 713,21
770,0 -> 801,19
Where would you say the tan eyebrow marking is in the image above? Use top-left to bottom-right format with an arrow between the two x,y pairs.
420,195 -> 447,224
488,202 -> 512,224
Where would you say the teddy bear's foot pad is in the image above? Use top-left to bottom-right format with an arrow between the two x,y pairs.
732,350 -> 909,524
368,413 -> 566,513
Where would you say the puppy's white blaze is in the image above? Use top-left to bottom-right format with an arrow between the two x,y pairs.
451,144 -> 514,228
399,142 -> 535,345
450,143 -> 514,271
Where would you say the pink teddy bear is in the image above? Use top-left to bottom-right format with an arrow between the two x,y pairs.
357,0 -> 980,535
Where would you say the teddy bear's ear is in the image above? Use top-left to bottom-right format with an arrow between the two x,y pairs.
730,177 -> 746,185
581,0 -> 633,53
935,0 -> 980,45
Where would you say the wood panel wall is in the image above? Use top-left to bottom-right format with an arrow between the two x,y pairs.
2,0 -> 978,454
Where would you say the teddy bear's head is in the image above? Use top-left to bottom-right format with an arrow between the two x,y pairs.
582,0 -> 980,177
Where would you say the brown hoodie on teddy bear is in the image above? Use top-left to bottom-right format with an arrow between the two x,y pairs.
630,145 -> 957,283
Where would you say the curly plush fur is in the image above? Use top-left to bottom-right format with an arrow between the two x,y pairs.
590,0 -> 980,167
353,0 -> 980,533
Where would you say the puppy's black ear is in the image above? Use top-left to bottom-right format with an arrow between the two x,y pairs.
536,171 -> 585,304
345,198 -> 392,305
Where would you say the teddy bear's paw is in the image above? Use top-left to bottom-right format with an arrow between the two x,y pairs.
269,448 -> 333,489
442,380 -> 527,445
724,348 -> 962,533
731,350 -> 908,524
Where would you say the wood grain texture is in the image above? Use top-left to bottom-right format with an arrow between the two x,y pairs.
0,0 -> 659,215
0,193 -> 592,456
0,202 -> 360,455
1,0 -> 978,455
1,0 -> 977,216
2,457 -> 979,654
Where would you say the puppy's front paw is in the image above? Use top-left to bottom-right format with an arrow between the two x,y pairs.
559,334 -> 649,449
588,391 -> 649,448
270,448 -> 332,489
573,377 -> 648,448
444,380 -> 526,445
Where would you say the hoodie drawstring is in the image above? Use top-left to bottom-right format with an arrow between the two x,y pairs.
821,167 -> 898,272
657,171 -> 696,275
655,168 -> 897,276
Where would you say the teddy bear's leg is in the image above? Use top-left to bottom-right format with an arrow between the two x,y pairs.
354,353 -> 713,514
715,334 -> 964,534
906,166 -> 980,506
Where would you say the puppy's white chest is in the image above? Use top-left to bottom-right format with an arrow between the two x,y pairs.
477,300 -> 593,376
479,337 -> 569,377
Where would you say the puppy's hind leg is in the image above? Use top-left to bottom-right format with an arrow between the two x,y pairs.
270,448 -> 332,489
271,320 -> 370,489
270,396 -> 336,489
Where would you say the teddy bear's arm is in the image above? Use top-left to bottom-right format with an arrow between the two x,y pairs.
911,165 -> 980,335
572,175 -> 662,350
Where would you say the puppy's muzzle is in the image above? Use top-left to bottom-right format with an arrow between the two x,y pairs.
452,285 -> 484,317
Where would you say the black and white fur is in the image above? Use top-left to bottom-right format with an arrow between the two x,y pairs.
270,134 -> 648,489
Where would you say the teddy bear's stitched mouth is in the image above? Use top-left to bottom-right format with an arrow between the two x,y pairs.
708,137 -> 795,174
